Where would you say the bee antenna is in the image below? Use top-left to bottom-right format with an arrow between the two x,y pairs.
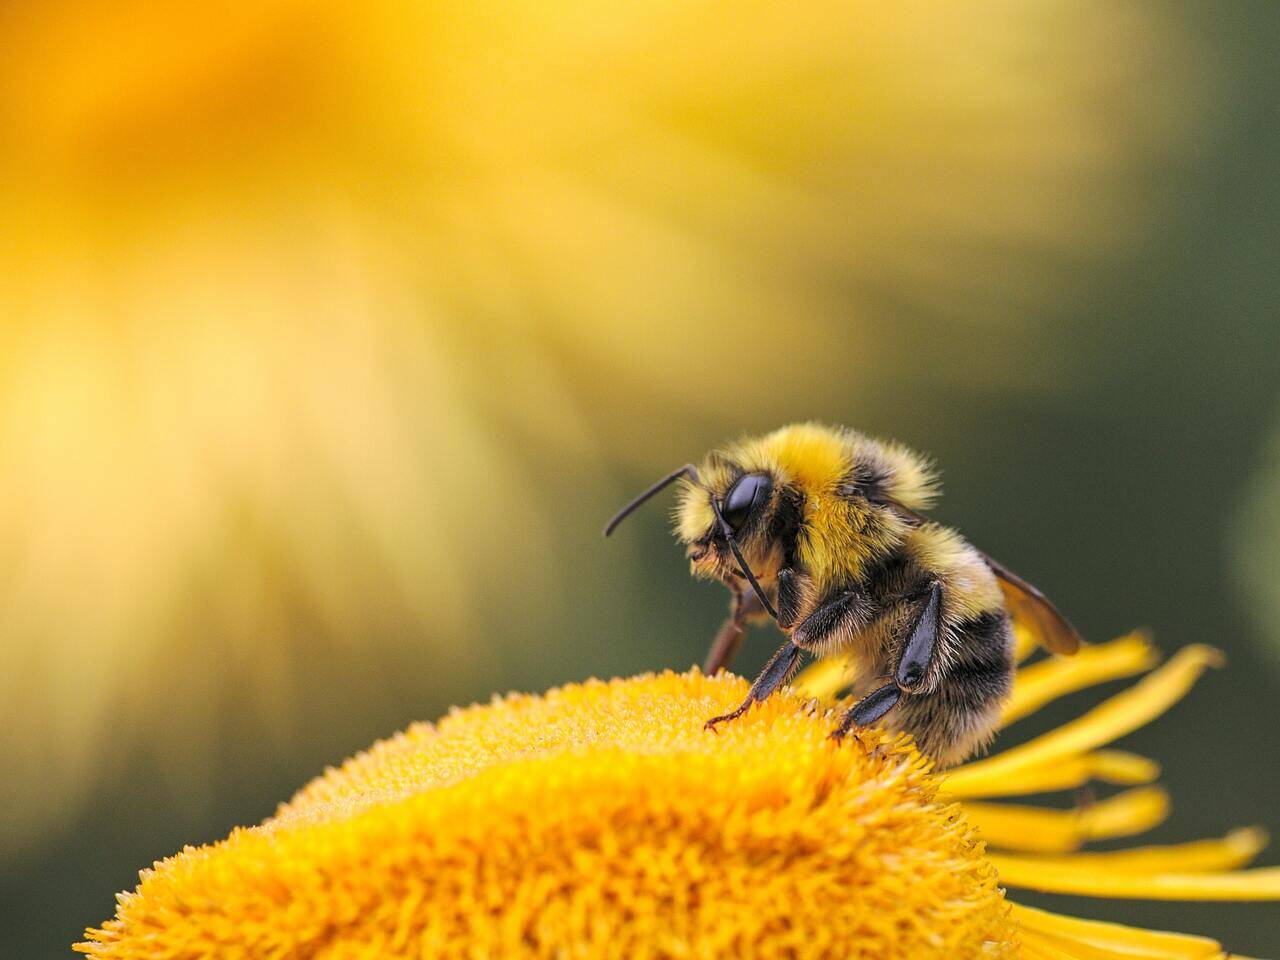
603,464 -> 701,537
709,496 -> 780,623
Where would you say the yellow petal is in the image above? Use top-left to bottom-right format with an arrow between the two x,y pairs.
1003,631 -> 1158,726
994,856 -> 1280,899
1014,623 -> 1040,664
1019,939 -> 1083,960
1020,930 -> 1223,960
1001,827 -> 1268,875
943,750 -> 1159,801
1012,902 -> 1226,959
964,787 -> 1169,854
945,645 -> 1223,794
1084,750 -> 1163,788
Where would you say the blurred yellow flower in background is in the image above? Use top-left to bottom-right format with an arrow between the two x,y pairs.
80,646 -> 1279,959
0,0 -> 1208,852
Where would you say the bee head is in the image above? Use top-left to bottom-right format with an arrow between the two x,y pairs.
676,461 -> 786,620
683,471 -> 774,563
604,459 -> 781,621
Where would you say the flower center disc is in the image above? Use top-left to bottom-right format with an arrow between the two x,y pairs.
81,671 -> 1014,959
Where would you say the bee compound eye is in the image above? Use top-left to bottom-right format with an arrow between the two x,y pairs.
720,473 -> 772,532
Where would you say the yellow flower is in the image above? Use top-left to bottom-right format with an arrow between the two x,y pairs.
79,636 -> 1279,959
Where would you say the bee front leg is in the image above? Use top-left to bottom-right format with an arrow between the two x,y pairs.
704,640 -> 803,731
830,581 -> 943,740
705,580 -> 867,731
775,566 -> 807,629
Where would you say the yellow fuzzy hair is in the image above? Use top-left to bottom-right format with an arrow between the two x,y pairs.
733,422 -> 937,506
675,423 -> 940,584
904,524 -> 1002,621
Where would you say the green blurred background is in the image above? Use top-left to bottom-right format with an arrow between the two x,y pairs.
2,0 -> 1279,955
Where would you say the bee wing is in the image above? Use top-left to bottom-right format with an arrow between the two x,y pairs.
978,552 -> 1082,656
880,498 -> 1082,656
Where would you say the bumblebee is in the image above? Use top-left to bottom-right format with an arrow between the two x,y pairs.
605,423 -> 1081,765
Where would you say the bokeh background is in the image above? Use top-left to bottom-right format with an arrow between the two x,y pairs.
2,1 -> 1278,955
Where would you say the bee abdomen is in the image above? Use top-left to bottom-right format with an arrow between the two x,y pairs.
946,610 -> 1014,696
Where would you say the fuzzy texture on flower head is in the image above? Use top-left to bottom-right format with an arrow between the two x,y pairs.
80,671 -> 1013,959
81,637 -> 1280,959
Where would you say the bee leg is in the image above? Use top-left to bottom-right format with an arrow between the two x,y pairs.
790,585 -> 874,649
830,681 -> 900,739
704,641 -> 802,731
894,581 -> 943,692
830,582 -> 942,740
775,567 -> 805,629
703,590 -> 764,675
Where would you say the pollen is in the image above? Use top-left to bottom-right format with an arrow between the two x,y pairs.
78,671 -> 1015,960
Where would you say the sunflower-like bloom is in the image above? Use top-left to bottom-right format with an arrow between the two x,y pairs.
80,636 -> 1279,959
